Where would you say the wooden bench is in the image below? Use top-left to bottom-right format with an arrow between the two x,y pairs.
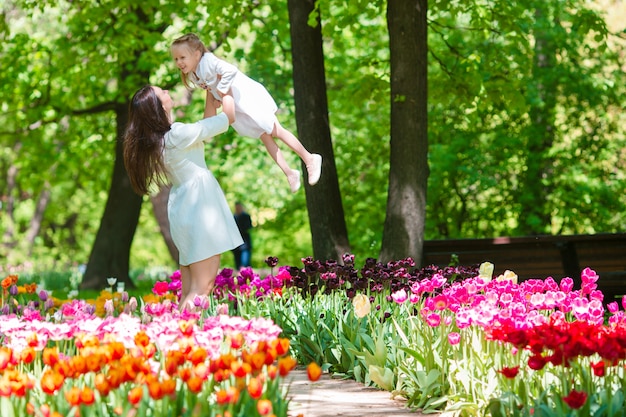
422,233 -> 626,303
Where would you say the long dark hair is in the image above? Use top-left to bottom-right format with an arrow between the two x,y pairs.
123,85 -> 170,195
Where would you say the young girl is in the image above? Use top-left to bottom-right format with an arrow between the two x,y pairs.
123,85 -> 243,311
171,33 -> 322,193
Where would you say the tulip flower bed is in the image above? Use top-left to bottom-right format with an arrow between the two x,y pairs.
208,256 -> 626,416
0,274 -> 303,417
3,254 -> 626,417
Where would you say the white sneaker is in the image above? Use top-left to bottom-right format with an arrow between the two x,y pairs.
287,169 -> 301,193
307,154 -> 322,186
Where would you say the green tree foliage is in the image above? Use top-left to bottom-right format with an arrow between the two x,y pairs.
425,0 -> 626,238
1,0 -> 624,279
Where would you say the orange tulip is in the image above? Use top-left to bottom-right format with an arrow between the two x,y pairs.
215,389 -> 229,405
264,347 -> 277,365
186,376 -> 204,393
248,352 -> 267,371
165,358 -> 180,376
178,367 -> 192,382
231,360 -> 251,378
247,377 -> 263,399
272,338 -> 290,356
65,387 -> 82,407
76,334 -> 99,349
71,356 -> 87,375
141,343 -> 157,359
266,364 -> 278,380
213,369 -> 230,383
226,386 -> 239,404
42,347 -> 60,367
208,358 -> 219,373
1,275 -> 17,289
85,354 -> 102,373
189,347 -> 207,365
134,331 -> 151,347
94,373 -> 110,397
26,333 -> 39,348
147,379 -> 163,400
161,378 -> 176,396
40,370 -> 64,395
106,368 -> 125,389
128,385 -> 143,405
20,347 -> 36,364
10,379 -> 26,397
0,380 -> 10,396
80,387 -> 95,406
257,399 -> 273,416
255,341 -> 268,352
193,363 -> 210,380
108,342 -> 126,361
215,353 -> 235,370
307,362 -> 322,382
178,339 -> 193,355
216,386 -> 239,405
0,347 -> 13,371
230,333 -> 244,349
277,356 -> 297,377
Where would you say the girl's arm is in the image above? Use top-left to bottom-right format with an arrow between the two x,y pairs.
211,55 -> 238,96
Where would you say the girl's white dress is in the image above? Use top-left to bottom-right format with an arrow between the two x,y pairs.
163,113 -> 243,266
190,52 -> 279,139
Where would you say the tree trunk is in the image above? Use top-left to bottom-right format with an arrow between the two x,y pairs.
287,0 -> 350,262
516,7 -> 557,235
380,0 -> 429,264
150,185 -> 179,264
2,143 -> 22,249
26,181 -> 51,256
81,101 -> 142,290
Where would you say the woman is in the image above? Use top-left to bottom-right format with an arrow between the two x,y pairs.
123,85 -> 242,311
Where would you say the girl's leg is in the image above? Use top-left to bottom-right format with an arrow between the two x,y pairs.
272,122 -> 322,186
260,133 -> 301,193
178,254 -> 221,311
180,265 -> 191,305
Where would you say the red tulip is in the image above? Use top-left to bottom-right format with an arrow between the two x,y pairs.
563,389 -> 587,409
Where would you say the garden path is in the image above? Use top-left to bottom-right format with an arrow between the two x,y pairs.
285,369 -> 433,417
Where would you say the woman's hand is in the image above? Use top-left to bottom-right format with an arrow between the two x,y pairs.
221,94 -> 236,124
211,95 -> 222,109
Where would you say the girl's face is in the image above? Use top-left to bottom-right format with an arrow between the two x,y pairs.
152,86 -> 173,114
172,44 -> 202,75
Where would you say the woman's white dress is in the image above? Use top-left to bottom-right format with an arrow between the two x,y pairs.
163,113 -> 243,266
191,53 -> 279,139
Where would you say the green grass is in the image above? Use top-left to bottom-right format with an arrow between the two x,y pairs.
14,266 -> 171,300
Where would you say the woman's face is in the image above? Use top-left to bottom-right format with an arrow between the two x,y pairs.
152,86 -> 173,114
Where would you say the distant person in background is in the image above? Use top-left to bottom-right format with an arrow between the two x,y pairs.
232,202 -> 253,270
